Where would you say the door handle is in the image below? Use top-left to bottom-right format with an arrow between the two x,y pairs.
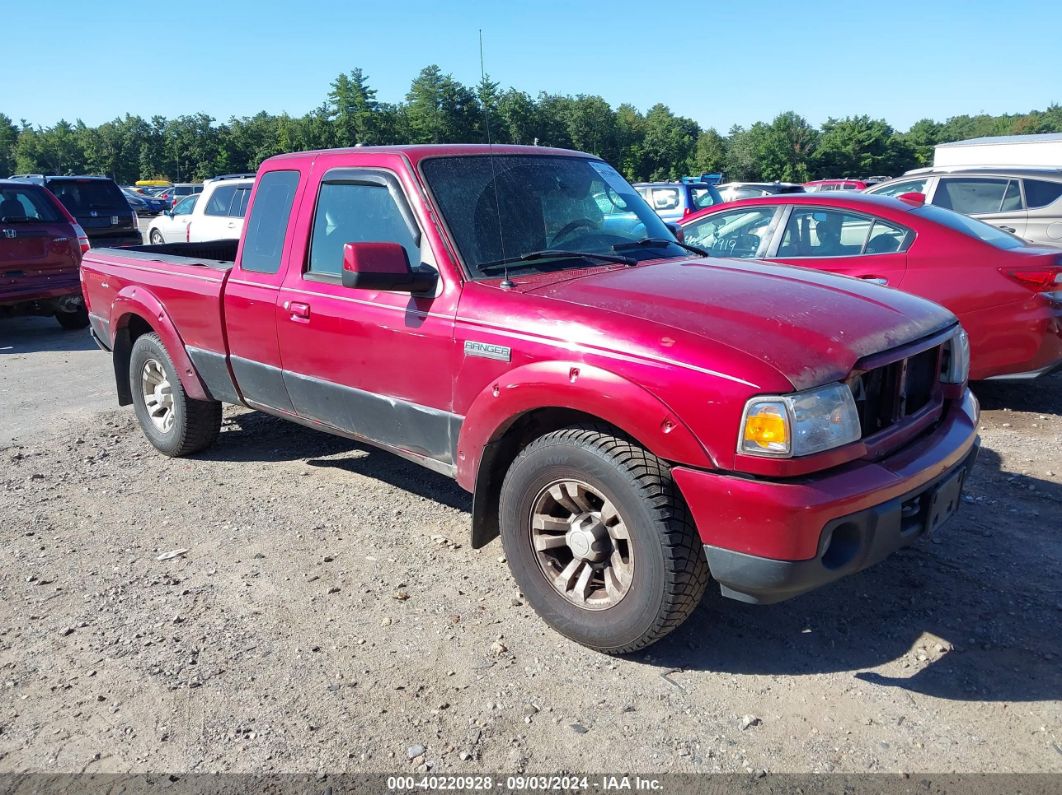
284,300 -> 310,320
996,225 -> 1016,233
860,276 -> 888,285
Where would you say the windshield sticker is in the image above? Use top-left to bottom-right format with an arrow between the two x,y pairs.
589,162 -> 631,194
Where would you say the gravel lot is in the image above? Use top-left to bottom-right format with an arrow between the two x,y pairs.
1,317 -> 1060,775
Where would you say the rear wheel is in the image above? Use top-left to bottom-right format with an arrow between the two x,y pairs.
149,228 -> 164,244
499,426 -> 709,654
129,332 -> 221,456
55,306 -> 89,330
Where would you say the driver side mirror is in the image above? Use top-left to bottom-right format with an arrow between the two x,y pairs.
341,242 -> 437,293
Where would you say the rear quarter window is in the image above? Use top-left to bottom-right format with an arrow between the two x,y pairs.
204,184 -> 238,216
1024,179 -> 1062,209
241,171 -> 300,274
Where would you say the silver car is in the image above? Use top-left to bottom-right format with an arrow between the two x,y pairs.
866,167 -> 1062,247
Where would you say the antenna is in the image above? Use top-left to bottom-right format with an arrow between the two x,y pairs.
480,28 -> 512,289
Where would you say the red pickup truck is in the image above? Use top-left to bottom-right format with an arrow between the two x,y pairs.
82,145 -> 979,653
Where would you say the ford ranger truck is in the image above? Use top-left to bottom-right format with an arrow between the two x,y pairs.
80,145 -> 979,654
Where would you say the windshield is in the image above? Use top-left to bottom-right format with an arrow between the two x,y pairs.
421,155 -> 685,278
913,204 -> 1024,249
690,185 -> 721,209
47,179 -> 128,214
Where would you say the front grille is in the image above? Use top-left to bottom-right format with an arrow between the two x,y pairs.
849,345 -> 942,437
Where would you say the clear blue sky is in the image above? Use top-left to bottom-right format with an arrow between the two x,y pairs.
2,0 -> 1060,133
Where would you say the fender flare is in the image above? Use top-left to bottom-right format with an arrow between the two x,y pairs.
455,360 -> 716,492
108,286 -> 211,404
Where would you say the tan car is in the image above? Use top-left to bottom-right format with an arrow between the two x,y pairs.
867,167 -> 1062,247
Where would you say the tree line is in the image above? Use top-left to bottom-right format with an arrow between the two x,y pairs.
3,65 -> 1062,185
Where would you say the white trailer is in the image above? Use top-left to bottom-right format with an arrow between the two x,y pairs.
934,133 -> 1062,168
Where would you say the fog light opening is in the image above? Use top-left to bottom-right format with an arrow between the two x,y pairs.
821,522 -> 861,570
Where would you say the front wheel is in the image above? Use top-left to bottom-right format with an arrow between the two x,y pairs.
129,332 -> 221,456
499,427 -> 709,654
149,228 -> 164,244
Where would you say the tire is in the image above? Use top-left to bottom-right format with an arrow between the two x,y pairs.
129,332 -> 221,457
149,228 -> 164,244
499,426 -> 709,654
55,306 -> 89,330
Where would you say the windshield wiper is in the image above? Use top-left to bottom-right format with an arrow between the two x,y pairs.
478,249 -> 636,274
612,237 -> 710,257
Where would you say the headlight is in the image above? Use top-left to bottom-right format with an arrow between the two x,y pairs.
941,327 -> 970,384
739,383 -> 861,458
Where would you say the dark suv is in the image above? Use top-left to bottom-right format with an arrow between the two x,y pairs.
9,175 -> 142,247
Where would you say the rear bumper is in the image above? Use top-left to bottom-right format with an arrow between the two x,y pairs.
672,389 -> 980,603
0,288 -> 83,316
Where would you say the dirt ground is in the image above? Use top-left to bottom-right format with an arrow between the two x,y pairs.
0,318 -> 1060,775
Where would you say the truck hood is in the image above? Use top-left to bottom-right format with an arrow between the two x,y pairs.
521,257 -> 957,391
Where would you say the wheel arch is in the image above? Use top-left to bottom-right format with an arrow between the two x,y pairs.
109,287 -> 210,406
459,362 -> 715,549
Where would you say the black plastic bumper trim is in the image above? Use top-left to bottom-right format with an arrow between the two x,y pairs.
705,441 -> 980,605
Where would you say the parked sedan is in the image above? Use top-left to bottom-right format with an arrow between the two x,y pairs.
678,192 -> 1062,381
145,194 -> 198,243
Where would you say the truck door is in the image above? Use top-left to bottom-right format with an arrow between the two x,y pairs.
275,159 -> 460,472
221,168 -> 304,412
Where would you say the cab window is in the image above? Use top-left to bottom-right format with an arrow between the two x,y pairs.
241,171 -> 300,274
307,181 -> 420,277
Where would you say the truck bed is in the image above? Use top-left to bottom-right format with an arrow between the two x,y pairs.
80,240 -> 236,357
105,239 -> 239,268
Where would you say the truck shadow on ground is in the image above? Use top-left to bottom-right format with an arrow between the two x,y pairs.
204,410 -> 1060,703
0,317 -> 98,355
641,444 -> 1062,703
205,409 -> 472,513
972,371 -> 1062,415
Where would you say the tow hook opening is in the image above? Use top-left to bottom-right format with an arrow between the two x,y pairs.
821,521 -> 861,570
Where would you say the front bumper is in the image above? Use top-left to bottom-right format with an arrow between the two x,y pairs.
704,442 -> 978,603
672,389 -> 980,604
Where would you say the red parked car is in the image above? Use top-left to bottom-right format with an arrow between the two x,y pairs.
804,179 -> 871,192
678,192 -> 1062,381
81,145 -> 978,653
0,179 -> 91,329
